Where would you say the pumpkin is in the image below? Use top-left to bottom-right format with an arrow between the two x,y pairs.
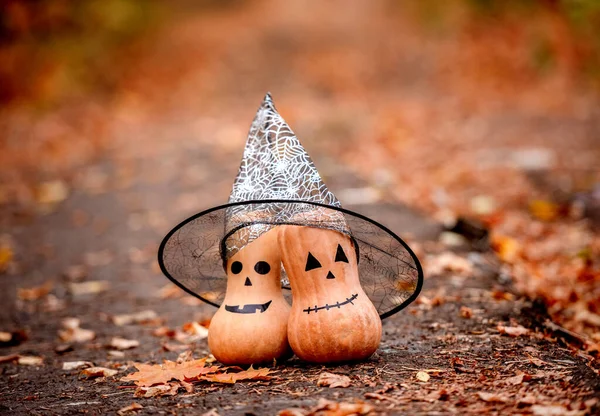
278,225 -> 382,363
208,227 -> 292,365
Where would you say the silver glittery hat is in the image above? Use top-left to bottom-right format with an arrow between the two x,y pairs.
158,94 -> 423,318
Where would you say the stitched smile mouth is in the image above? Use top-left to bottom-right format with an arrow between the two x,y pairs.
303,293 -> 358,314
225,300 -> 272,314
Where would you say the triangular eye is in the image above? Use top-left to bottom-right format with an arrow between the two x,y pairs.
305,252 -> 322,271
335,244 -> 349,263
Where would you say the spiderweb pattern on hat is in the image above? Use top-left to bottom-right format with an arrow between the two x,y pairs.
224,93 -> 348,261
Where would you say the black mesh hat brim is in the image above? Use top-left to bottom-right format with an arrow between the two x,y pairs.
158,199 -> 423,319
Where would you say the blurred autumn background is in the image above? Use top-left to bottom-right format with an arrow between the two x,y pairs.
2,0 -> 600,357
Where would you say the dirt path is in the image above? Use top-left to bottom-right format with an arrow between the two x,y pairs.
1,2 -> 599,414
1,127 -> 599,415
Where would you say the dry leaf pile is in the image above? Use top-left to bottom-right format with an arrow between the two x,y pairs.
121,357 -> 273,397
0,2 -> 599,414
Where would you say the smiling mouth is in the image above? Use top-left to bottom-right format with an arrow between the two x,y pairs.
225,300 -> 272,314
303,294 -> 358,314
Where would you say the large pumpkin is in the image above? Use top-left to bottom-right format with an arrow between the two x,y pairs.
208,228 -> 291,365
279,225 -> 382,363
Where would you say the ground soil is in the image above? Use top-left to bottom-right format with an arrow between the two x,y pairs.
1,135 -> 599,415
1,2 -> 599,415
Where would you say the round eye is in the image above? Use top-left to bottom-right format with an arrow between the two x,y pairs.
230,261 -> 243,274
254,261 -> 271,275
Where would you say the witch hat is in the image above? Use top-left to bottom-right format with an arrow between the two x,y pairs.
158,94 -> 423,318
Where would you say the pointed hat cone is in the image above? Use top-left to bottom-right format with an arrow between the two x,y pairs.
158,94 -> 423,318
224,93 -> 347,260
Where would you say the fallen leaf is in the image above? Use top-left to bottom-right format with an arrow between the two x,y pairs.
470,195 -> 496,215
426,252 -> 473,276
317,372 -> 351,388
18,281 -> 53,301
61,317 -> 81,329
109,337 -> 140,350
157,284 -> 183,299
201,409 -> 220,416
134,383 -> 179,398
180,380 -> 194,393
531,404 -> 579,416
152,326 -> 192,343
0,244 -> 14,273
112,310 -> 158,326
55,344 -> 73,354
278,409 -> 306,416
529,199 -> 559,222
81,366 -> 118,379
63,265 -> 88,281
497,324 -> 530,337
477,392 -> 510,403
416,371 -> 430,382
58,318 -> 95,343
278,398 -> 373,416
176,350 -> 194,363
364,392 -> 388,401
375,383 -> 396,394
36,180 -> 69,205
527,356 -> 548,367
518,394 -> 537,406
17,356 -> 43,366
0,329 -> 27,347
430,389 -> 450,401
108,350 -> 126,359
491,235 -> 521,263
439,231 -> 468,247
153,326 -> 176,337
63,361 -> 93,370
201,366 -> 273,384
68,280 -> 110,296
117,402 -> 143,415
182,321 -> 209,339
450,357 -> 464,368
505,372 -> 531,385
122,359 -> 219,387
574,309 -> 600,327
491,289 -> 515,301
459,306 -> 473,319
162,342 -> 188,352
42,294 -> 65,312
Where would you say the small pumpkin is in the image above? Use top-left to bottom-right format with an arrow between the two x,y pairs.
278,225 -> 382,363
208,228 -> 291,365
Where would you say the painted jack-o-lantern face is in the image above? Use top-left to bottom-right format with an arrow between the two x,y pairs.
278,225 -> 382,363
300,242 -> 359,314
224,257 -> 274,313
208,228 -> 292,365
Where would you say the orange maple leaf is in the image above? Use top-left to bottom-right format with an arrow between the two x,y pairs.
201,366 -> 273,384
122,359 -> 219,387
